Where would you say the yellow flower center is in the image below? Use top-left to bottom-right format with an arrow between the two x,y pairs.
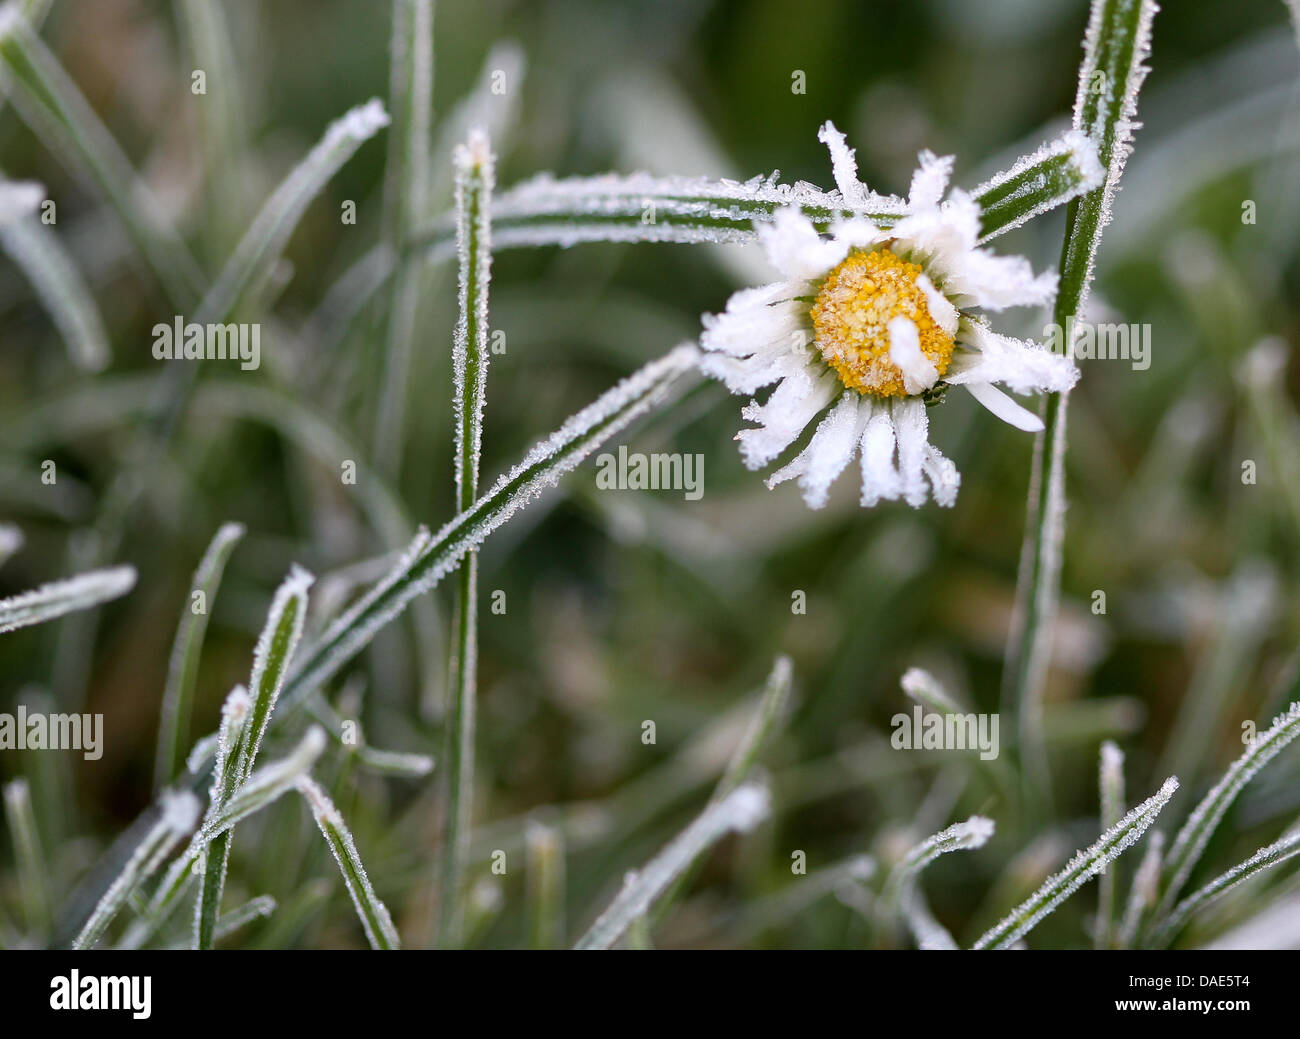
810,248 -> 955,398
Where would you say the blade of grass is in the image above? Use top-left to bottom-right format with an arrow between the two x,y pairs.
0,9 -> 204,308
0,564 -> 135,634
439,127 -> 494,947
411,130 -> 1101,259
372,0 -> 434,477
1155,700 -> 1300,923
574,781 -> 770,950
153,522 -> 245,791
1096,741 -> 1125,948
1003,0 -> 1158,821
280,344 -> 700,714
883,816 -> 995,948
214,895 -> 276,942
973,776 -> 1177,949
196,99 -> 389,325
72,790 -> 200,949
2,779 -> 49,937
297,776 -> 400,949
1151,829 -> 1300,947
525,818 -> 565,950
1117,829 -> 1163,949
195,567 -> 312,949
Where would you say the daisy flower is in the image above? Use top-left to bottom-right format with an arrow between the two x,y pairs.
699,122 -> 1080,509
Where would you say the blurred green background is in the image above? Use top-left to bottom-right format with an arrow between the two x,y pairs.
2,0 -> 1299,948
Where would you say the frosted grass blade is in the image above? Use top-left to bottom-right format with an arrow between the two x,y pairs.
883,816 -> 994,948
0,211 -> 110,370
574,781 -> 770,950
972,130 -> 1105,240
297,776 -> 401,950
1003,0 -> 1159,818
372,0 -> 433,475
414,134 -> 1100,260
1157,700 -> 1300,920
205,727 -> 327,837
1152,829 -> 1300,947
440,127 -> 495,947
0,10 -> 203,307
900,666 -> 966,715
154,522 -> 245,791
1096,741 -> 1125,948
1117,829 -> 1163,949
0,564 -> 135,634
214,895 -> 276,941
973,776 -> 1177,950
72,790 -> 200,949
196,99 -> 390,325
2,779 -> 49,936
176,0 -> 250,261
280,344 -> 700,713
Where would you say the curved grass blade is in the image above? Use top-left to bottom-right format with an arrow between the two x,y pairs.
1117,829 -> 1163,949
72,790 -> 200,949
1152,829 -> 1300,948
197,99 -> 389,324
973,776 -> 1177,950
1156,700 -> 1300,922
0,564 -> 135,634
154,522 -> 246,791
883,816 -> 995,948
297,776 -> 400,950
3,779 -> 49,937
574,781 -> 770,950
0,209 -> 110,370
0,10 -> 203,308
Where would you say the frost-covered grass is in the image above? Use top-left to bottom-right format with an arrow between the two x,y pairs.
3,0 -> 1300,952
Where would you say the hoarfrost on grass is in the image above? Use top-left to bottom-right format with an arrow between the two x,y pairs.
973,776 -> 1177,950
0,564 -> 136,634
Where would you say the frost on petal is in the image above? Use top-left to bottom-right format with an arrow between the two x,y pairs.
699,282 -> 810,395
890,398 -> 937,508
955,249 -> 1058,311
858,403 -> 901,507
964,381 -> 1045,433
922,444 -> 960,508
757,207 -> 848,280
736,368 -> 838,470
817,120 -> 867,205
887,317 -> 939,395
907,150 -> 954,212
766,392 -> 866,509
892,192 -> 980,289
948,323 -> 1079,395
915,273 -> 959,337
833,216 -> 890,251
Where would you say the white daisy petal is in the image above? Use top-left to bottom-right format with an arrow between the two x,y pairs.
890,398 -> 934,507
859,402 -> 902,507
817,121 -> 867,205
887,316 -> 940,395
915,273 -> 960,337
757,207 -> 847,280
767,392 -> 867,509
947,322 -> 1079,394
922,444 -> 961,507
908,150 -> 954,211
954,250 -> 1058,311
737,368 -> 838,470
963,380 -> 1045,432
